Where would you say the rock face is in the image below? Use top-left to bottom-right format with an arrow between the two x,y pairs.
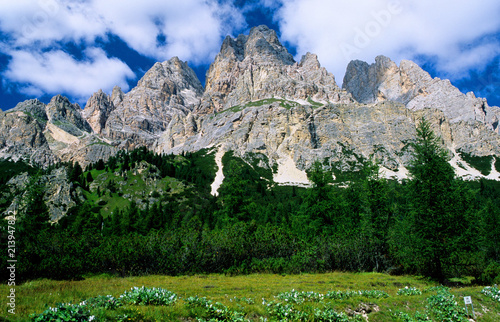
343,55 -> 500,132
159,99 -> 500,176
101,57 -> 204,145
46,95 -> 93,136
159,100 -> 419,171
4,167 -> 85,221
82,89 -> 116,134
1,25 -> 500,186
197,25 -> 352,114
0,96 -> 118,168
2,25 -> 500,221
0,100 -> 57,167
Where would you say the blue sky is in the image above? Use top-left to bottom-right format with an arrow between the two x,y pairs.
1,0 -> 499,111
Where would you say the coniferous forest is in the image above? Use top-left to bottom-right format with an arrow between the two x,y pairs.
1,120 -> 499,285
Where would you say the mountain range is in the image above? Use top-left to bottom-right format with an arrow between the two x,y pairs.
2,25 -> 500,186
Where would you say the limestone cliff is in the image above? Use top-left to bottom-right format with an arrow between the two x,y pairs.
4,167 -> 85,221
1,25 -> 499,184
82,89 -> 116,135
197,25 -> 353,114
100,57 -> 204,146
342,55 -> 500,132
0,96 -> 118,168
0,103 -> 56,167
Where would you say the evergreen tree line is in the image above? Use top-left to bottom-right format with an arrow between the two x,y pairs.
1,120 -> 499,284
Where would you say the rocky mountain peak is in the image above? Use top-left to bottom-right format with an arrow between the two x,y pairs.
299,52 -> 321,70
111,86 -> 124,106
0,99 -> 56,166
137,56 -> 203,96
46,95 -> 92,136
198,25 -> 351,114
11,98 -> 48,122
83,90 -> 115,134
219,34 -> 245,61
1,25 -> 499,189
101,56 -> 203,144
342,55 -> 402,104
219,25 -> 295,65
343,56 -> 500,131
244,25 -> 295,64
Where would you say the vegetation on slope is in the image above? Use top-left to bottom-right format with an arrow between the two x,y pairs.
0,119 -> 499,287
2,273 -> 499,321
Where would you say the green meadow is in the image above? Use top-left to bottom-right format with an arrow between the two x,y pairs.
2,272 -> 499,321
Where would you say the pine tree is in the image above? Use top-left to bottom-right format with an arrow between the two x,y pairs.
358,159 -> 392,271
86,171 -> 93,183
96,159 -> 105,170
399,118 -> 474,281
111,209 -> 122,235
69,161 -> 83,184
122,154 -> 130,172
18,175 -> 50,238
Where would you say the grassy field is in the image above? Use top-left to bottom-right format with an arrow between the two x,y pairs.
2,272 -> 499,321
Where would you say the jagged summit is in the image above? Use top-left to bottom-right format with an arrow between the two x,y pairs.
219,25 -> 295,65
83,89 -> 116,135
343,55 -> 500,133
85,56 -> 204,146
198,25 -> 351,114
0,25 -> 499,189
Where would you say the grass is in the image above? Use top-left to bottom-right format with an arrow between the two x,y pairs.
21,111 -> 47,124
83,166 -> 188,217
3,272 -> 499,321
459,152 -> 494,176
220,98 -> 302,114
307,97 -> 323,108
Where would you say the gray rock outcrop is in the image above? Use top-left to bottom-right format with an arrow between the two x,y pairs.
0,104 -> 57,167
4,167 -> 85,221
83,89 -> 116,134
197,25 -> 353,114
0,26 -> 499,186
343,55 -> 500,132
102,57 -> 204,145
46,95 -> 93,136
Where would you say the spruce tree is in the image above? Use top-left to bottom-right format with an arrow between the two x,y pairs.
19,175 -> 50,237
96,159 -> 105,170
86,171 -> 93,183
69,161 -> 83,184
404,118 -> 469,281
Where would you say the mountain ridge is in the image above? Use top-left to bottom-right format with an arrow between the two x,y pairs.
1,25 -> 499,184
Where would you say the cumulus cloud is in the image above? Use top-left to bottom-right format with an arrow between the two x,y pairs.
2,0 -> 498,106
269,0 -> 500,83
0,0 -> 105,46
0,0 -> 245,105
91,0 -> 245,63
4,48 -> 134,101
0,0 -> 245,62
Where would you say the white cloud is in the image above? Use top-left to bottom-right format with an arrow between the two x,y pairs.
0,0 -> 245,104
0,0 -> 245,63
91,0 -> 245,63
0,0 -> 105,46
439,43 -> 500,78
4,48 -> 134,102
270,0 -> 500,83
4,0 -> 497,106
